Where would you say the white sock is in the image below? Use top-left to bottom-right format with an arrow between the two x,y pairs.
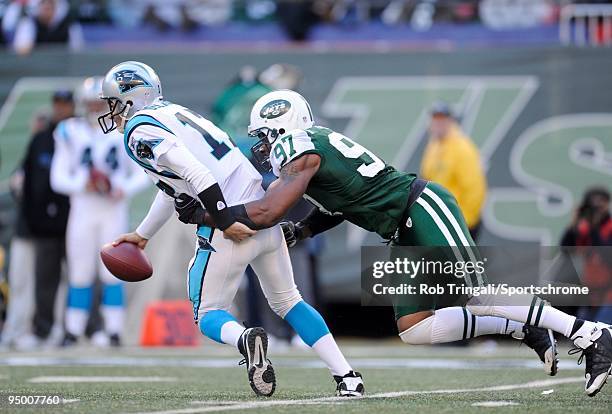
434,307 -> 524,342
311,333 -> 352,376
401,307 -> 524,344
102,306 -> 124,335
467,295 -> 577,338
220,320 -> 245,348
540,306 -> 576,338
65,308 -> 88,336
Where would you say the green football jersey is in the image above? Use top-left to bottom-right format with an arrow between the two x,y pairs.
270,126 -> 417,239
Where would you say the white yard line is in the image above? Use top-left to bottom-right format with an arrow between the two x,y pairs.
472,401 -> 520,407
128,376 -> 583,414
28,376 -> 177,383
0,356 -> 584,371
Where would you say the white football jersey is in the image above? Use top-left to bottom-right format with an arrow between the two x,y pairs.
124,100 -> 264,205
51,117 -> 147,197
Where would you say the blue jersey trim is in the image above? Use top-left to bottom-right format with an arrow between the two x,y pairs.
123,114 -> 180,179
188,226 -> 214,320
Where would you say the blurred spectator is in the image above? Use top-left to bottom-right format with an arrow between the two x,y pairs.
140,0 -> 232,32
22,90 -> 73,347
12,0 -> 83,55
142,0 -> 197,31
479,0 -> 555,29
561,187 -> 612,324
420,102 -> 486,241
276,0 -> 322,41
51,77 -> 149,347
212,63 -> 303,145
0,91 -> 71,349
0,108 -> 50,349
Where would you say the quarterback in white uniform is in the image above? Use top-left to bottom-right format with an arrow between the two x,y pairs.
99,61 -> 363,397
51,77 -> 149,346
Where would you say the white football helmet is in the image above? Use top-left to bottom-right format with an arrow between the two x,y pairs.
76,76 -> 105,125
248,90 -> 314,169
98,61 -> 162,133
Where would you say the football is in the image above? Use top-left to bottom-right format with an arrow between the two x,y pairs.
100,242 -> 153,282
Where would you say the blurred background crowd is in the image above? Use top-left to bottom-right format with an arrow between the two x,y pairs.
2,0 -> 612,52
0,0 -> 610,350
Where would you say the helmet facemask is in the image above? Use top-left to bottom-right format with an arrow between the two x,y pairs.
249,126 -> 284,171
98,97 -> 132,134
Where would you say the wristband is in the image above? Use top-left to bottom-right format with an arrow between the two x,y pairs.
197,184 -> 235,230
228,204 -> 259,229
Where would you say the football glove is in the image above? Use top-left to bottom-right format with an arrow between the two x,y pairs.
280,221 -> 305,248
174,194 -> 206,225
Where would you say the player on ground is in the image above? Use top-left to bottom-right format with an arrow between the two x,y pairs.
190,90 -> 611,397
51,77 -> 149,346
97,62 -> 364,397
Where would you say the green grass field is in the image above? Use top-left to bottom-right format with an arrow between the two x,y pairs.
0,341 -> 610,414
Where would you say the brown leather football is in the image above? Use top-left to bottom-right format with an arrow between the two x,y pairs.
100,242 -> 153,282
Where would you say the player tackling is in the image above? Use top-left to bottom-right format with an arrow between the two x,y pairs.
190,90 -> 611,397
97,61 -> 364,397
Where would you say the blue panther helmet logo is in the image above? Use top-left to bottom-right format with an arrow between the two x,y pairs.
114,70 -> 151,94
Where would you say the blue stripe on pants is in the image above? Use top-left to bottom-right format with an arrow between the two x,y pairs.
188,226 -> 213,320
199,310 -> 238,344
284,301 -> 330,346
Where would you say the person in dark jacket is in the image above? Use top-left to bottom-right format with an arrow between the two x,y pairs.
561,187 -> 612,324
21,90 -> 73,344
12,0 -> 83,55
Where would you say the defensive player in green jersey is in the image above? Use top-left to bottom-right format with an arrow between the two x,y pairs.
186,90 -> 612,397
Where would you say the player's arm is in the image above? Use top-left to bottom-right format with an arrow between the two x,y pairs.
228,154 -> 321,229
113,189 -> 174,249
50,122 -> 89,195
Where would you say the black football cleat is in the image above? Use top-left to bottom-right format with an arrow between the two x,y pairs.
238,327 -> 276,397
334,371 -> 364,397
570,325 -> 612,397
109,334 -> 121,347
61,332 -> 78,347
519,325 -> 558,376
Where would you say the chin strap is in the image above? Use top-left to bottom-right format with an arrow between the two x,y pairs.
118,101 -> 133,131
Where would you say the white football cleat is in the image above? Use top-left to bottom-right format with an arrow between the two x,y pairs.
334,371 -> 364,397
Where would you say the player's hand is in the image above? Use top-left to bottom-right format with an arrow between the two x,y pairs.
223,222 -> 256,242
112,232 -> 148,249
280,221 -> 298,247
174,194 -> 206,224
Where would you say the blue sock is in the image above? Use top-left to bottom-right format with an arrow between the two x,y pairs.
200,310 -> 240,344
67,285 -> 93,310
102,284 -> 124,307
284,301 -> 330,346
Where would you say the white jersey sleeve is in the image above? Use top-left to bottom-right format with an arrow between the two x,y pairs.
50,120 -> 89,195
269,129 -> 317,177
135,190 -> 175,239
